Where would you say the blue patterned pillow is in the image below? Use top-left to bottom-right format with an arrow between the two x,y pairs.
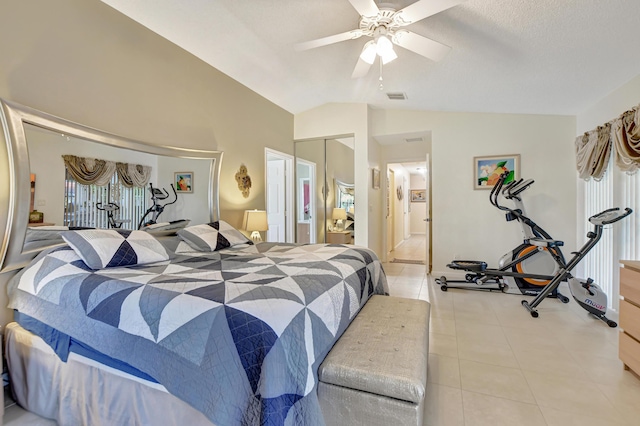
177,221 -> 253,252
61,229 -> 170,269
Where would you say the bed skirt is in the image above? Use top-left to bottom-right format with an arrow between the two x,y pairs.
4,322 -> 214,426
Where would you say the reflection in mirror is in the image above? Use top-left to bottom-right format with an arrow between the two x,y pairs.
294,137 -> 354,244
0,99 -> 222,272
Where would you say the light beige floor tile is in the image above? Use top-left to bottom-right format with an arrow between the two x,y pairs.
428,353 -> 461,388
461,390 -> 546,426
502,324 -> 565,352
459,359 -> 535,403
457,340 -> 519,369
424,383 -> 465,426
539,405 -> 630,426
4,404 -> 57,425
598,380 -> 640,424
454,309 -> 500,326
429,332 -> 459,358
430,317 -> 457,336
570,352 -> 640,387
455,322 -> 508,346
430,306 -> 456,321
513,346 -> 587,379
523,370 -> 623,421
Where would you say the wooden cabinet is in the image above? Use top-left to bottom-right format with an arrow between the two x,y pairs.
620,260 -> 640,377
326,231 -> 352,244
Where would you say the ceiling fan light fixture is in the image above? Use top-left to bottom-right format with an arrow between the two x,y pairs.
360,40 -> 377,64
381,48 -> 397,64
375,34 -> 393,57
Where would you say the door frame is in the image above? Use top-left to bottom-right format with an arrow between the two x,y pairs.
295,158 -> 317,244
382,157 -> 432,272
265,148 -> 294,243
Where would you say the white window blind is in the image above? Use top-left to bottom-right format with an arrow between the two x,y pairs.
64,170 -> 148,230
580,162 -> 640,310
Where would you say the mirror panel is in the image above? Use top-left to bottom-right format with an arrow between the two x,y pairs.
294,137 -> 354,244
0,99 -> 222,272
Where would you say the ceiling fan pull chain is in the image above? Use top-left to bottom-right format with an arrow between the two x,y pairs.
379,59 -> 384,91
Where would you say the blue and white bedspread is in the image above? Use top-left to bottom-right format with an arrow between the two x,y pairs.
8,242 -> 388,426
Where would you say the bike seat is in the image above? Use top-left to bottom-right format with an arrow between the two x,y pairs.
526,238 -> 564,248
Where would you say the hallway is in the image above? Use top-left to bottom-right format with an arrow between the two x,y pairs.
391,234 -> 426,264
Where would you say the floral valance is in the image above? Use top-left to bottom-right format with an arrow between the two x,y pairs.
62,155 -> 151,188
576,104 -> 640,180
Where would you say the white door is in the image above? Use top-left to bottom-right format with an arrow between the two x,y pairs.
425,154 -> 431,272
267,157 -> 286,242
387,169 -> 395,258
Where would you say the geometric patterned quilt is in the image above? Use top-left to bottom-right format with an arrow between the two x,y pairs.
8,241 -> 388,426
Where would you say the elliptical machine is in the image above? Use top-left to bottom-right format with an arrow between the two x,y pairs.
436,172 -> 570,301
521,207 -> 632,326
137,183 -> 178,229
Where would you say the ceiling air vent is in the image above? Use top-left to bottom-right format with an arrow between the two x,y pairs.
387,92 -> 407,100
405,137 -> 423,143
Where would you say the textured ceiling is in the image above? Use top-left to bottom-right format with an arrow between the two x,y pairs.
100,0 -> 640,115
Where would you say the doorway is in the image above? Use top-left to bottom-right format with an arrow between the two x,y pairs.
265,149 -> 294,243
386,161 -> 429,268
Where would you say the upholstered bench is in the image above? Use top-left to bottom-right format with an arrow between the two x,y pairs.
318,295 -> 431,426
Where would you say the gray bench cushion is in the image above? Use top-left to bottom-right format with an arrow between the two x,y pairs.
319,295 -> 430,404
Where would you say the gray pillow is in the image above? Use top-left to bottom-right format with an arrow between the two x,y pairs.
61,229 -> 170,269
177,221 -> 252,252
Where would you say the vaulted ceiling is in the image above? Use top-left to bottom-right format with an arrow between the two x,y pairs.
100,0 -> 640,115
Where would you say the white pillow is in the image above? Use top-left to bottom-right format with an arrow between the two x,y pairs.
177,221 -> 252,252
61,229 -> 170,269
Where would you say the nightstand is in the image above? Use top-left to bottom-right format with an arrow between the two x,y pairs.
326,231 -> 352,244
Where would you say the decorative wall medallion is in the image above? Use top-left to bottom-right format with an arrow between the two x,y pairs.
235,164 -> 252,198
397,185 -> 403,200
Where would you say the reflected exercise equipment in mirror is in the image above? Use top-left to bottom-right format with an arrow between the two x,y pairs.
0,98 -> 223,272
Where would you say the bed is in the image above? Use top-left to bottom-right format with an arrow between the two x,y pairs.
6,228 -> 388,425
0,99 -> 388,425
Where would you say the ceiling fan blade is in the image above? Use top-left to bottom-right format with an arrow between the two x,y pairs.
348,0 -> 380,17
393,30 -> 451,62
351,57 -> 373,79
396,0 -> 467,24
294,30 -> 363,51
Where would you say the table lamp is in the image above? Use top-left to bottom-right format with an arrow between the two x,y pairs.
332,207 -> 347,232
242,209 -> 268,242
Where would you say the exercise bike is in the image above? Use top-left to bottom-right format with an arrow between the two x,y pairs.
96,202 -> 130,229
522,207 -> 632,326
436,172 -> 571,301
137,183 -> 178,229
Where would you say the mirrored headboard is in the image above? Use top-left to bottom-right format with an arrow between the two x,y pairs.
0,99 -> 223,273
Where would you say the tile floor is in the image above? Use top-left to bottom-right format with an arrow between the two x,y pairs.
392,234 -> 427,263
5,261 -> 640,425
385,261 -> 640,426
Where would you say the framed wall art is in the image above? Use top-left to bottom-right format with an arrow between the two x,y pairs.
410,189 -> 426,202
473,154 -> 520,190
372,168 -> 380,189
174,172 -> 193,193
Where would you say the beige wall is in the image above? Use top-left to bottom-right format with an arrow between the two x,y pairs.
294,103 -> 376,252
371,109 -> 577,275
0,0 -> 294,225
0,0 -> 293,326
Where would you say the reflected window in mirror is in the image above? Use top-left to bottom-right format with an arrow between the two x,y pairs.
63,170 -> 147,229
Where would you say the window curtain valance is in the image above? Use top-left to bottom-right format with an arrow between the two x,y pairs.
62,155 -> 151,187
576,104 -> 640,180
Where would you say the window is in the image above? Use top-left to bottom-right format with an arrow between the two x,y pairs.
64,169 -> 148,229
579,163 -> 640,310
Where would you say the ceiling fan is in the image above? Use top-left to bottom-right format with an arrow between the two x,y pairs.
295,0 -> 467,79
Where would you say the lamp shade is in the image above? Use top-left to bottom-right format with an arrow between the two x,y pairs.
332,208 -> 347,221
242,210 -> 268,232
